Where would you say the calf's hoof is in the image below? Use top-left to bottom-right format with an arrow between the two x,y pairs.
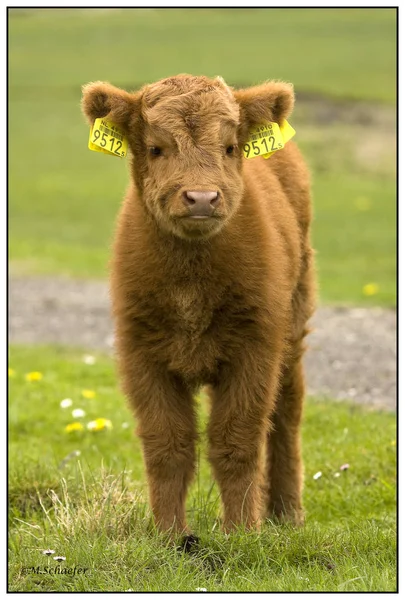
178,534 -> 200,553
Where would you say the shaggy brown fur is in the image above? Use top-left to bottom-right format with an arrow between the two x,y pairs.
82,74 -> 316,535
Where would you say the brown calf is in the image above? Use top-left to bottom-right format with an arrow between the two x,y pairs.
82,74 -> 316,536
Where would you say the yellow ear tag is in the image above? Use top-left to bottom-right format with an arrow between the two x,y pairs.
243,119 -> 295,160
88,118 -> 128,158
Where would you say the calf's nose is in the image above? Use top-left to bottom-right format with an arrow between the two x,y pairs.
183,190 -> 220,216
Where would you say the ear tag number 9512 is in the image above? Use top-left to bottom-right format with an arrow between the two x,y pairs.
243,120 -> 295,160
88,118 -> 128,158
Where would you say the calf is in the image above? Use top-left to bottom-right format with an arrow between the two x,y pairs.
82,74 -> 316,536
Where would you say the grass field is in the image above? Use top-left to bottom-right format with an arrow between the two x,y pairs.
8,8 -> 396,101
8,345 -> 396,592
8,7 -> 397,305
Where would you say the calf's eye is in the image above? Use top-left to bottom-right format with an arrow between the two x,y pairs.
149,146 -> 162,157
226,145 -> 235,155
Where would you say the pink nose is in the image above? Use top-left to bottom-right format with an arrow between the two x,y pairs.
183,190 -> 220,216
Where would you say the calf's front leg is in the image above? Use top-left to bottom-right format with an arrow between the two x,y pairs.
208,351 -> 282,532
121,356 -> 197,535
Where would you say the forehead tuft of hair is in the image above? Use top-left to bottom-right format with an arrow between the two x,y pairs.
141,74 -> 240,127
142,75 -> 232,105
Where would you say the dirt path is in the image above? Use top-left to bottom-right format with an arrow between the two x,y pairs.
8,277 -> 396,411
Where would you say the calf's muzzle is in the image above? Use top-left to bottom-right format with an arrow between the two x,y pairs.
182,190 -> 220,218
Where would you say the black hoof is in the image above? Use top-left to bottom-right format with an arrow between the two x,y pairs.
178,534 -> 200,553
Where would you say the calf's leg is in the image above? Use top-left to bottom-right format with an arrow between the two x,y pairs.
265,346 -> 306,525
208,353 -> 281,532
121,358 -> 197,535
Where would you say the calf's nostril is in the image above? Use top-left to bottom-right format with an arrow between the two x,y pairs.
183,192 -> 196,206
210,193 -> 220,207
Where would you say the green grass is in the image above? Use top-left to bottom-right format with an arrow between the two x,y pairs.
8,8 -> 396,306
311,173 -> 396,306
8,345 -> 397,592
9,8 -> 396,101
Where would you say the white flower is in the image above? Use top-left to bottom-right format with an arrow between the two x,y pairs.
72,408 -> 86,418
196,588 -> 207,592
313,471 -> 322,480
53,556 -> 66,562
334,472 -> 341,478
83,355 -> 96,365
60,398 -> 73,409
121,422 -> 129,429
42,549 -> 55,556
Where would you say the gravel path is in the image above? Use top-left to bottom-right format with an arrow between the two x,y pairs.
8,277 -> 396,411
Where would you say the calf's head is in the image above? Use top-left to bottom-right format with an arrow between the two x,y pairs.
82,75 -> 294,240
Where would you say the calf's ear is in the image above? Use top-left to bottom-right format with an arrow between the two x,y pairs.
234,81 -> 294,128
81,81 -> 140,130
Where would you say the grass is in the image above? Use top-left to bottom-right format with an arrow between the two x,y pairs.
8,345 -> 397,592
8,8 -> 396,306
8,8 -> 396,102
